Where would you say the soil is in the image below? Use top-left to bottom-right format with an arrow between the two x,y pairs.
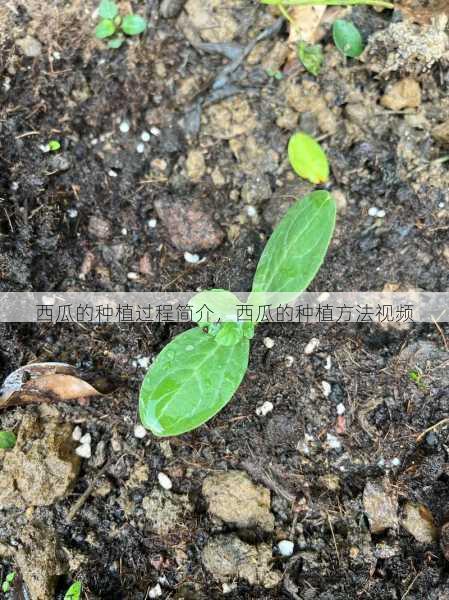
1,1 -> 449,599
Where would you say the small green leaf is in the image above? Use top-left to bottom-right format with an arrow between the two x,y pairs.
48,140 -> 61,152
297,42 -> 324,76
0,431 -> 16,449
95,19 -> 116,39
121,14 -> 147,36
98,0 -> 118,20
332,19 -> 364,58
2,581 -> 10,593
288,131 -> 329,184
64,581 -> 82,600
139,328 -> 250,436
6,573 -> 16,584
250,191 -> 336,307
108,37 -> 124,49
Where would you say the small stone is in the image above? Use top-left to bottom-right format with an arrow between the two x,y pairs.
76,444 -> 91,459
119,121 -> 130,133
363,480 -> 398,534
88,216 -> 111,240
401,502 -> 438,543
141,131 -> 151,142
381,78 -> 421,111
377,209 -> 386,218
368,207 -> 379,217
136,143 -> 145,154
241,176 -> 272,205
134,424 -> 147,439
202,470 -> 274,531
186,149 -> 206,182
127,272 -> 139,280
161,0 -> 185,18
278,540 -> 294,557
158,472 -> 173,490
67,208 -> 78,219
332,189 -> 347,213
148,218 -> 157,228
155,198 -> 224,252
432,119 -> 449,144
304,338 -> 319,354
150,126 -> 161,136
256,401 -> 274,417
17,36 -> 42,57
80,433 -> 91,445
211,166 -> 226,187
285,355 -> 294,367
246,206 -> 257,218
108,169 -> 118,177
202,534 -> 281,587
263,337 -> 274,349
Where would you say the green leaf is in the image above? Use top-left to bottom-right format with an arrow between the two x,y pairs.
2,582 -> 10,593
332,19 -> 364,58
95,19 -> 116,39
250,191 -> 336,306
64,581 -> 82,600
139,328 -> 250,436
6,573 -> 16,584
121,14 -> 147,36
98,0 -> 118,20
297,42 -> 324,76
0,431 -> 16,449
108,37 -> 124,49
191,289 -> 241,323
288,131 -> 329,184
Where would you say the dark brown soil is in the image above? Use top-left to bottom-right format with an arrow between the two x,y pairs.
1,1 -> 449,599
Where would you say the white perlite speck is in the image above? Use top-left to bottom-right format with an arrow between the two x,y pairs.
80,433 -> 91,445
263,337 -> 275,349
141,131 -> 151,142
136,143 -> 145,154
246,206 -> 257,217
256,401 -> 274,417
76,444 -> 91,459
119,121 -> 130,133
158,472 -> 172,490
134,424 -> 147,439
278,540 -> 294,557
72,426 -> 82,441
304,338 -> 320,354
326,433 -> 342,451
184,251 -> 200,264
148,583 -> 162,598
148,218 -> 157,228
322,381 -> 332,397
336,403 -> 345,415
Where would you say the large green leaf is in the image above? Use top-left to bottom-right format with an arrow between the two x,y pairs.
139,328 -> 250,437
250,191 -> 336,307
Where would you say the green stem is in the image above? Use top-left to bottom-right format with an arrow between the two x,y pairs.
263,0 -> 394,9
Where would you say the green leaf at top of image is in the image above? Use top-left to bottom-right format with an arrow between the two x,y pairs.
250,191 -> 336,307
98,0 -> 118,20
332,19 -> 364,58
288,131 -> 329,184
139,328 -> 250,437
95,19 -> 116,39
297,41 -> 324,77
64,581 -> 82,600
0,431 -> 16,449
121,14 -> 147,36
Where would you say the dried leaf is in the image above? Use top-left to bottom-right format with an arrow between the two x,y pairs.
0,362 -> 100,408
398,0 -> 448,25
